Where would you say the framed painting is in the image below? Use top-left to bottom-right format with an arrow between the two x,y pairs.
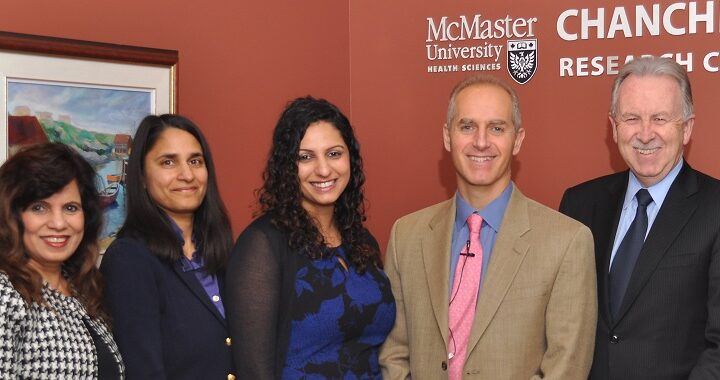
0,31 -> 178,251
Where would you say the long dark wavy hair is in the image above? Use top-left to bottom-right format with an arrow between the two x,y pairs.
119,114 -> 232,274
0,143 -> 107,319
259,96 -> 380,273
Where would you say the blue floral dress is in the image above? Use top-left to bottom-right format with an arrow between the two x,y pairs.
282,246 -> 396,379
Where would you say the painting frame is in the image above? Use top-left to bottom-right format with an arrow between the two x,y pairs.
0,30 -> 178,161
0,31 -> 178,251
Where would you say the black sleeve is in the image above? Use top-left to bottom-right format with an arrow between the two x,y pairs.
560,187 -> 593,228
559,187 -> 585,223
225,223 -> 282,379
100,238 -> 167,379
558,188 -> 573,216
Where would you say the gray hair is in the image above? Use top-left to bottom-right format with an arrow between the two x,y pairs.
446,74 -> 522,130
610,57 -> 694,120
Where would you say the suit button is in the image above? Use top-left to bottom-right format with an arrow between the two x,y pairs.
227,374 -> 236,380
441,361 -> 447,370
225,337 -> 232,346
610,335 -> 620,344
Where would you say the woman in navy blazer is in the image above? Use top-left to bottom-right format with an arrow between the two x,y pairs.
100,114 -> 235,379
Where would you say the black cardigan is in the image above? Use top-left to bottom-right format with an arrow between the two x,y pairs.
225,213 -> 381,378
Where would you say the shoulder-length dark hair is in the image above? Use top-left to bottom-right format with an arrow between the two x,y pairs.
0,143 -> 106,319
259,96 -> 380,273
119,114 -> 232,274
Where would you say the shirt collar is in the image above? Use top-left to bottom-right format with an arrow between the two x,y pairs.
454,182 -> 514,233
623,158 -> 683,210
167,216 -> 186,244
165,215 -> 204,271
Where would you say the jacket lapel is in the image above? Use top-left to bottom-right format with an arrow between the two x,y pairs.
614,163 -> 699,322
596,175 -> 627,326
466,188 -> 531,353
422,199 -> 455,347
172,263 -> 227,326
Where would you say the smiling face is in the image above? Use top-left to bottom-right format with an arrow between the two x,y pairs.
444,84 -> 525,204
611,74 -> 693,187
143,127 -> 208,224
21,180 -> 85,275
297,121 -> 351,217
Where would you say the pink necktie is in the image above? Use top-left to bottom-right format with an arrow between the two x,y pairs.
448,213 -> 483,380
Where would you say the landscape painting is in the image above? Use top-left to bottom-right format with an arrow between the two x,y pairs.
7,80 -> 152,250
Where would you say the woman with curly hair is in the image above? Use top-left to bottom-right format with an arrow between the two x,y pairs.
0,143 -> 124,378
226,96 -> 396,378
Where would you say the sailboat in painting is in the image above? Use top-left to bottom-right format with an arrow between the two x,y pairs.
99,159 -> 127,207
99,182 -> 121,207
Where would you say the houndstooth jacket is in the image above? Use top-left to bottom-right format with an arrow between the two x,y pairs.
0,272 -> 125,379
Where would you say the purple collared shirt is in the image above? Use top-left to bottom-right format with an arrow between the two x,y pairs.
171,220 -> 226,318
180,253 -> 225,318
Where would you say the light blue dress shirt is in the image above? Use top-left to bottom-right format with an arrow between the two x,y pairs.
609,159 -> 684,269
449,183 -> 513,294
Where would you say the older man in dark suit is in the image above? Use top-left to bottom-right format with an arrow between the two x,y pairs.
560,56 -> 720,380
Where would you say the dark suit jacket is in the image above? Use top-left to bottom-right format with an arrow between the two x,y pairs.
100,237 -> 235,379
560,162 -> 720,380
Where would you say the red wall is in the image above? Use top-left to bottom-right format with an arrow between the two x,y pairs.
1,0 -> 351,239
3,0 -> 719,252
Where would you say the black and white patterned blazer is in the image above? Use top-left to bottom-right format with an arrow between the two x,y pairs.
0,272 -> 125,379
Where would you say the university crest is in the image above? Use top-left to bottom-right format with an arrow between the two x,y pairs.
507,39 -> 537,84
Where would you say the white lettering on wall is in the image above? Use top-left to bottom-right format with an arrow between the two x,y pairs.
556,1 -> 717,40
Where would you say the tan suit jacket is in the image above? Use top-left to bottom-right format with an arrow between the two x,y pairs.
380,187 -> 597,379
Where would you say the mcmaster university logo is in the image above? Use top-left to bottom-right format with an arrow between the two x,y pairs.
507,39 -> 537,84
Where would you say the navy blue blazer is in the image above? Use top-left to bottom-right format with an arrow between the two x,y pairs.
560,162 -> 720,380
101,237 -> 235,379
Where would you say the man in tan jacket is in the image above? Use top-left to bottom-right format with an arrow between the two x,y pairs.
379,75 -> 597,379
